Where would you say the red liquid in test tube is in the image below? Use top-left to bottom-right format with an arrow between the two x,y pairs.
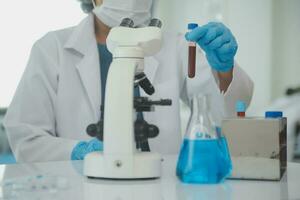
237,112 -> 245,117
187,23 -> 198,78
188,43 -> 196,78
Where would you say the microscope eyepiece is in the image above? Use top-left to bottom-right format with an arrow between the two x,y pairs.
149,18 -> 162,28
120,18 -> 134,28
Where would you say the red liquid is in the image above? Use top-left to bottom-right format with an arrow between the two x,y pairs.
237,112 -> 245,117
188,45 -> 196,78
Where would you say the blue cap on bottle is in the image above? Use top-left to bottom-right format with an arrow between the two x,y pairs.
265,111 -> 283,118
235,100 -> 246,112
188,23 -> 198,30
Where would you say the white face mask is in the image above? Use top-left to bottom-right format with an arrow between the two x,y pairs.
93,0 -> 153,28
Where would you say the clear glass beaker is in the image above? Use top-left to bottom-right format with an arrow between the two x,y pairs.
176,94 -> 232,184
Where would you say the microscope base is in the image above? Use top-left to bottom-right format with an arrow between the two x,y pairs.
84,152 -> 162,179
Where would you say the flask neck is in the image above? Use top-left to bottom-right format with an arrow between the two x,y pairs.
185,95 -> 218,139
190,95 -> 208,117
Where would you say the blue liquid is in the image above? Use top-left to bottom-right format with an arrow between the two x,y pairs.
176,137 -> 232,184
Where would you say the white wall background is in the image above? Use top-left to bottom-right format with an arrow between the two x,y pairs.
272,0 -> 300,99
153,0 -> 225,32
223,0 -> 273,114
0,0 -> 85,107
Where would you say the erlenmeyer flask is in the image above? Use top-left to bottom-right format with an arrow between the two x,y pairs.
176,94 -> 232,184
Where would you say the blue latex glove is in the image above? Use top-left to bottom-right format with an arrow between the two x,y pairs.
185,22 -> 238,72
71,138 -> 103,160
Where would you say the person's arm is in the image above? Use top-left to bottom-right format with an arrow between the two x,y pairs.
186,22 -> 238,90
3,33 -> 78,162
185,22 -> 253,115
178,22 -> 253,116
222,64 -> 254,117
217,70 -> 233,93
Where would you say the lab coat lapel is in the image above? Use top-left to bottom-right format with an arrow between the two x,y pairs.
64,15 -> 101,120
76,49 -> 101,119
142,56 -> 159,126
142,56 -> 159,96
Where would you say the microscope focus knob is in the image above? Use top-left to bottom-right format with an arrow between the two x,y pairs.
134,119 -> 159,141
86,121 -> 104,141
147,125 -> 159,138
86,124 -> 98,137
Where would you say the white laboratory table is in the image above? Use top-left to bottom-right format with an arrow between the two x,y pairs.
0,155 -> 299,200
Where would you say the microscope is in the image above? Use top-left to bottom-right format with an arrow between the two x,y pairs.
84,18 -> 172,179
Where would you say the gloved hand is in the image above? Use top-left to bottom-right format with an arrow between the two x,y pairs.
185,22 -> 238,72
71,138 -> 103,160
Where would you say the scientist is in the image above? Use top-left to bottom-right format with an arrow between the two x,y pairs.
4,0 -> 253,162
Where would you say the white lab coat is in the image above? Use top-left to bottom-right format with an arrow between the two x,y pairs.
4,15 -> 253,162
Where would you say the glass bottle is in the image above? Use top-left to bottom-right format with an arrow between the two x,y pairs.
176,94 -> 232,184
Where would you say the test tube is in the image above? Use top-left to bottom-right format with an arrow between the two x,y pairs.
236,100 -> 246,117
187,23 -> 198,78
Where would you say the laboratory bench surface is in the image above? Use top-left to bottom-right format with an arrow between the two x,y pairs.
0,155 -> 299,200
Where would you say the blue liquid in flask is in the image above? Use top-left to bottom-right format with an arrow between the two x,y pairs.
176,137 -> 232,184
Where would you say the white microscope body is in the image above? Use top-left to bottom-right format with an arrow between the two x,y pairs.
84,19 -> 164,179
